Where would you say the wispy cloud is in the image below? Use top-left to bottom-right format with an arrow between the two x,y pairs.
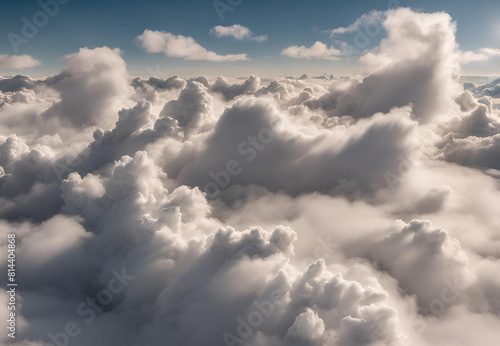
281,41 -> 341,60
461,47 -> 500,64
136,29 -> 248,62
329,10 -> 384,37
210,24 -> 267,42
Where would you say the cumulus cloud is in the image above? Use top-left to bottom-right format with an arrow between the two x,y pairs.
160,81 -> 214,137
368,219 -> 471,311
460,48 -> 500,64
0,54 -> 41,69
435,92 -> 500,170
176,99 -> 418,198
465,77 -> 500,98
305,8 -> 462,123
136,29 -> 249,61
211,75 -> 260,100
132,75 -> 186,92
0,75 -> 37,92
211,24 -> 268,42
281,41 -> 342,60
44,47 -> 132,128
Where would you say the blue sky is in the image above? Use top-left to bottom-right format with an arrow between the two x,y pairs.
1,0 -> 500,77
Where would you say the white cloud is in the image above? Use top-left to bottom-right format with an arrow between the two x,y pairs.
281,41 -> 342,60
160,81 -> 214,137
368,219 -> 471,311
330,10 -> 384,36
44,47 -> 131,128
211,75 -> 260,100
210,24 -> 267,42
0,54 -> 40,69
306,8 -> 462,123
461,48 -> 500,64
136,29 -> 249,61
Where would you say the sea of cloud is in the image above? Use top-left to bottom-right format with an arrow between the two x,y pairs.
1,8 -> 500,346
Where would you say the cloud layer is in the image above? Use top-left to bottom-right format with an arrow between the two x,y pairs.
1,8 -> 500,346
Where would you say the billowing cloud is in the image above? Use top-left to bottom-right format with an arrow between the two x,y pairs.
211,24 -> 267,42
44,47 -> 131,128
368,219 -> 472,311
211,75 -> 260,100
159,81 -> 214,137
305,8 -> 462,123
136,29 -> 249,61
175,99 -> 418,198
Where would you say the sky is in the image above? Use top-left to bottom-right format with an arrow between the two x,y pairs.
1,0 -> 500,77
